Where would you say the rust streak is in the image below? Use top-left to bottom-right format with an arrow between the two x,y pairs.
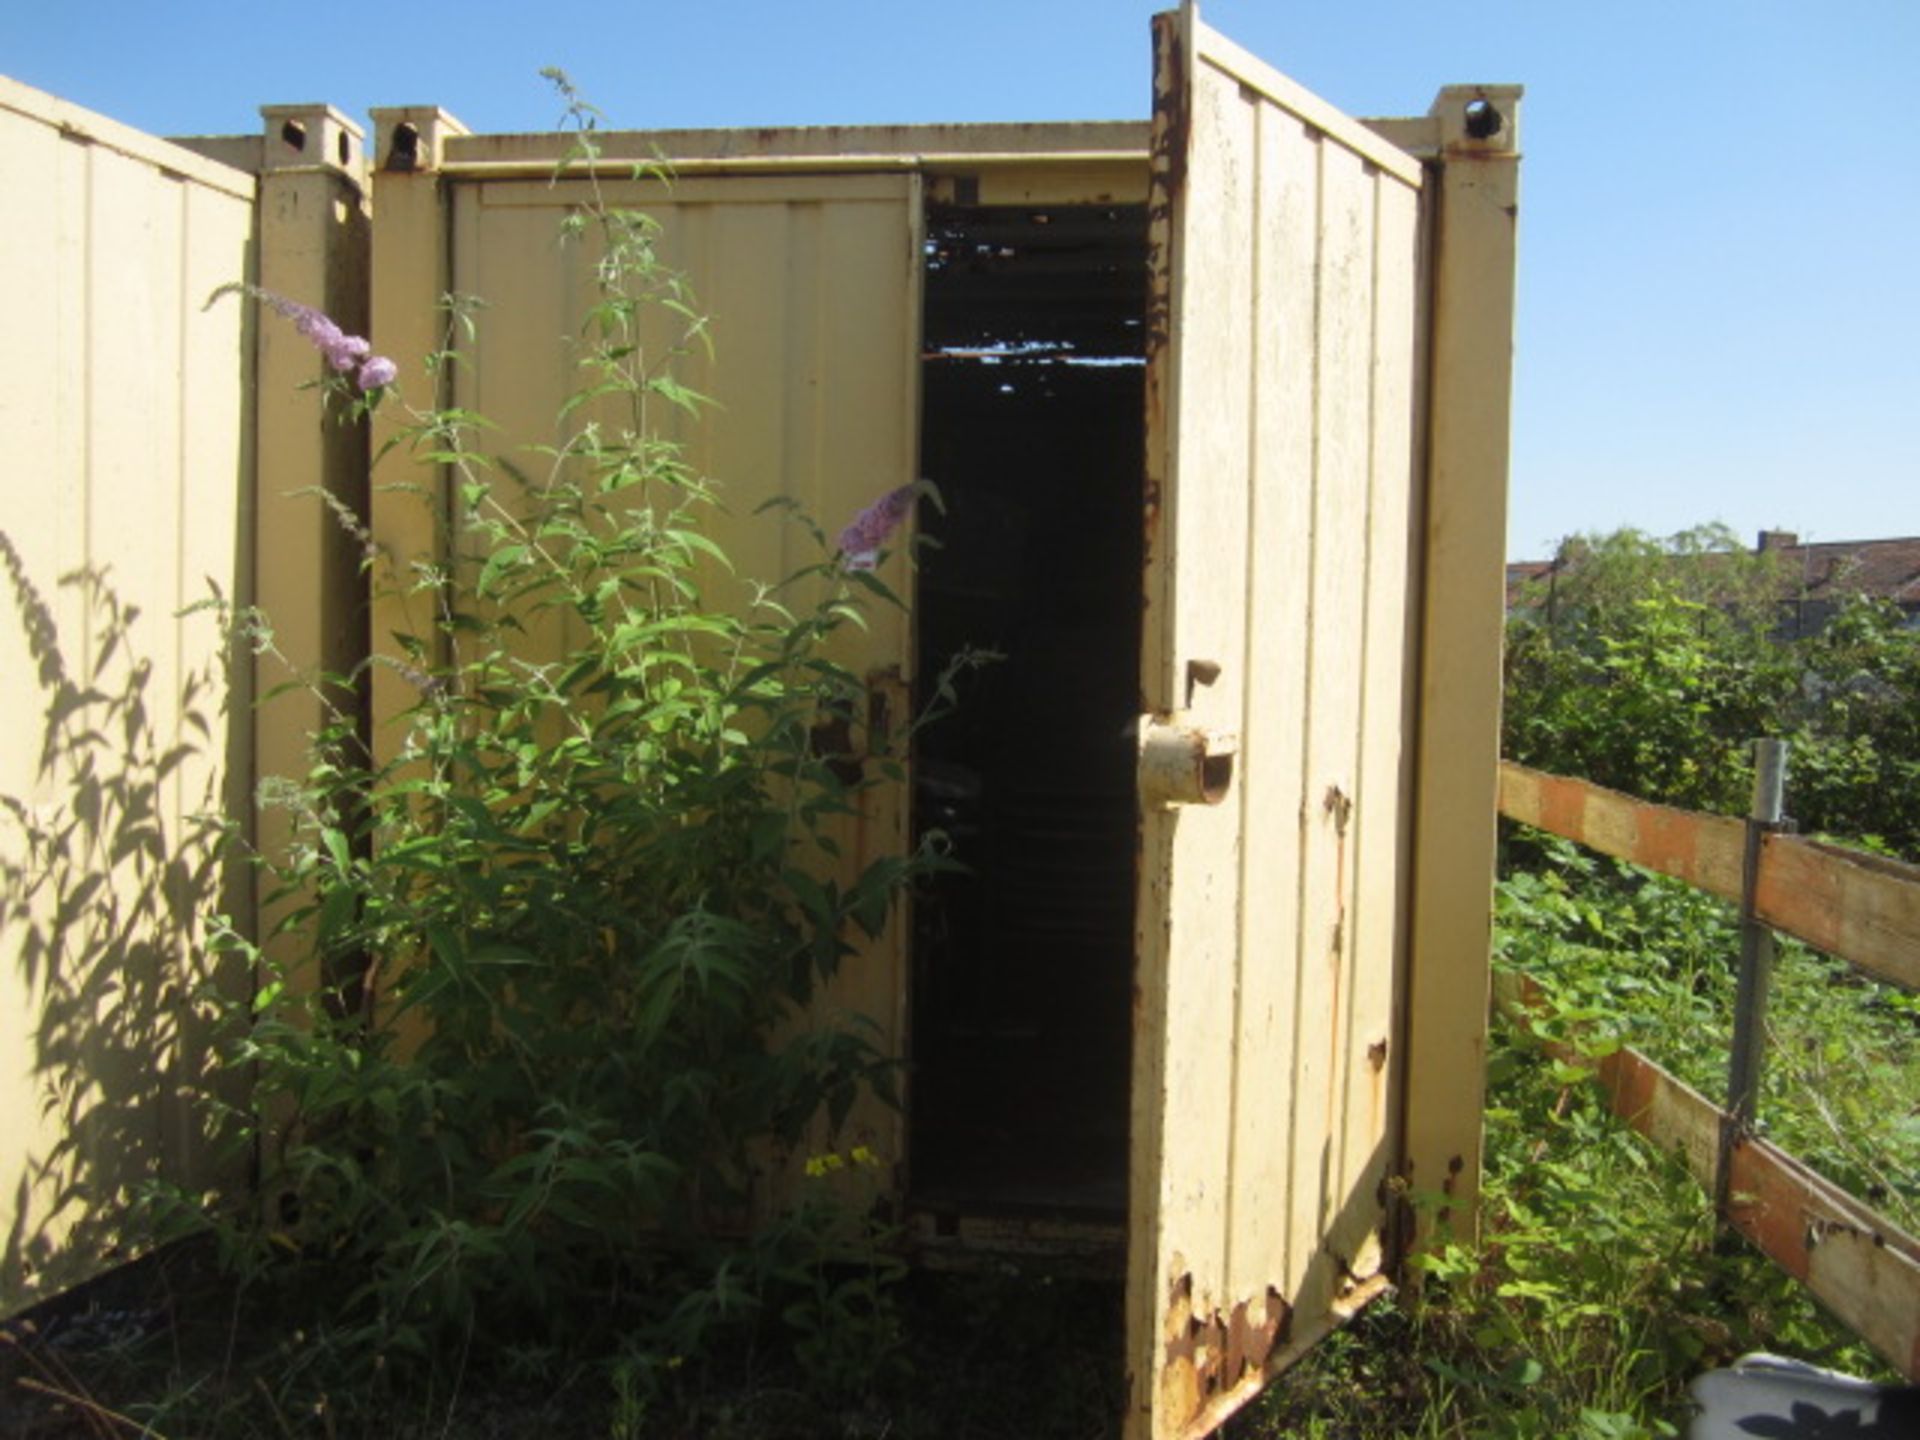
1325,785 -> 1352,1164
1142,13 -> 1186,360
1366,1036 -> 1389,1133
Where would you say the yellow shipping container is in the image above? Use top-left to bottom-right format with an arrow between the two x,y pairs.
363,7 -> 1520,1436
2,6 -> 1519,1433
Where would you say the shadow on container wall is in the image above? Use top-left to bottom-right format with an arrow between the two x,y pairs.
0,532 -> 251,1312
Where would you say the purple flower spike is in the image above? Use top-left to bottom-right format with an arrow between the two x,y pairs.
836,484 -> 919,571
357,355 -> 398,390
251,288 -> 390,392
293,308 -> 338,342
326,334 -> 372,373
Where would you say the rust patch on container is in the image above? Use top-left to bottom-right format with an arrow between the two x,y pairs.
1223,1288 -> 1287,1383
1138,13 -> 1187,706
1324,784 -> 1353,1125
1143,11 -> 1187,366
1141,10 -> 1186,571
1366,1035 -> 1390,1131
1161,1270 -> 1292,1429
1387,1171 -> 1417,1263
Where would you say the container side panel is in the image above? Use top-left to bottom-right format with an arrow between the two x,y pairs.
0,108 -> 78,803
72,137 -> 175,1265
0,103 -> 77,1311
706,202 -> 796,593
171,176 -> 260,1193
452,183 -> 589,697
1,89 -> 256,1310
441,173 -> 919,1207
1153,51 -> 1258,1322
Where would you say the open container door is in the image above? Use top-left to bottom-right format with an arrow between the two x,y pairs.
1127,5 -> 1433,1435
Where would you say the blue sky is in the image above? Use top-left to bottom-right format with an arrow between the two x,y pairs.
7,1 -> 1915,558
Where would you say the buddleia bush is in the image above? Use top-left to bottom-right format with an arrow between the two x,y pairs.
183,91 -> 957,1390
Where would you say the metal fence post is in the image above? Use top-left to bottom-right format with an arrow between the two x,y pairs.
1719,738 -> 1789,1209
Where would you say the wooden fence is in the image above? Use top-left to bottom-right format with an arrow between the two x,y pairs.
1497,760 -> 1920,1380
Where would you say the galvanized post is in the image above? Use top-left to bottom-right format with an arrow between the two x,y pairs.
1719,738 -> 1788,1207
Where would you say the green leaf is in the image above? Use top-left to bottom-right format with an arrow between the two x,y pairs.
476,543 -> 530,595
322,827 -> 353,874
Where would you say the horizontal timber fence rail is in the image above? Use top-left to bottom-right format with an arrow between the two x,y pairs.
1498,761 -> 1920,994
1496,759 -> 1920,1380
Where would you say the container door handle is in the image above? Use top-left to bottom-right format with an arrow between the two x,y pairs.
1138,713 -> 1238,809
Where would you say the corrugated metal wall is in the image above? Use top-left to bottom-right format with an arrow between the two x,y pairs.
371,157 -> 927,1193
0,78 -> 259,1309
447,172 -> 921,630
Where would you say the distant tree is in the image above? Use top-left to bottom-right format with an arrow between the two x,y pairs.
1782,594 -> 1920,855
1503,525 -> 1920,857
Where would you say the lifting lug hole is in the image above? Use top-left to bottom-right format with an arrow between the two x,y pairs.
387,122 -> 421,173
1463,99 -> 1503,141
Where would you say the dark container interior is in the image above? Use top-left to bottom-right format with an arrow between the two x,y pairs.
909,202 -> 1149,1217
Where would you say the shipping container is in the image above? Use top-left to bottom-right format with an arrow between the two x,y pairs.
365,6 -> 1521,1435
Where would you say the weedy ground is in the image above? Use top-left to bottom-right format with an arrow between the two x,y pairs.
1,1259 -> 1124,1440
6,841 -> 1912,1440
